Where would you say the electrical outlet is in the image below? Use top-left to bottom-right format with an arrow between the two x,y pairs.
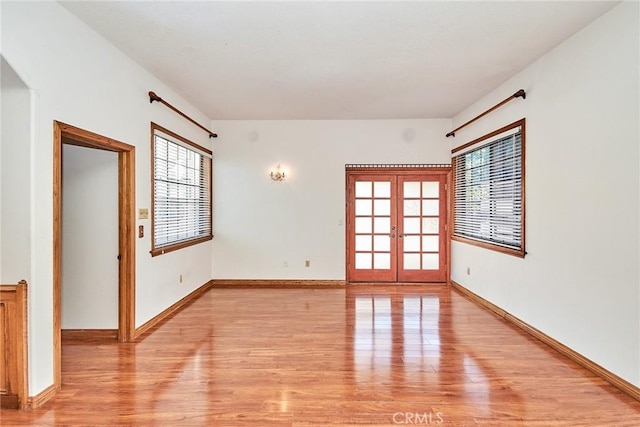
305,260 -> 310,267
466,267 -> 471,275
179,274 -> 183,283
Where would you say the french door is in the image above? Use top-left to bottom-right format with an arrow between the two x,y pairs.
346,169 -> 449,283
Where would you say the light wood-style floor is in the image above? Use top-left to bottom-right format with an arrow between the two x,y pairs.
2,285 -> 640,426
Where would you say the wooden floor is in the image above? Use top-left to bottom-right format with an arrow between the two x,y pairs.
2,285 -> 640,426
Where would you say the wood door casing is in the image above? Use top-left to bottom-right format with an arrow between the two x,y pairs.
346,168 -> 450,283
53,121 -> 136,397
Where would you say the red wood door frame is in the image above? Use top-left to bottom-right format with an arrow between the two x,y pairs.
346,167 -> 450,283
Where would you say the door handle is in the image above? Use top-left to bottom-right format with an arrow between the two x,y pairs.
390,234 -> 396,238
398,234 -> 404,238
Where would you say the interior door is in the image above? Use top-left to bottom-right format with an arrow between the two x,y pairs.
347,170 -> 448,283
347,174 -> 397,282
397,175 -> 447,282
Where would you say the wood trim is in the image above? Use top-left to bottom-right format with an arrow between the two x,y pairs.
150,235 -> 213,257
346,282 -> 447,287
0,281 -> 28,409
151,122 -> 212,156
61,329 -> 118,341
53,121 -> 137,395
118,148 -> 136,342
26,384 -> 57,410
1,394 -> 19,410
345,165 -> 451,173
134,280 -> 214,339
451,118 -> 525,155
58,123 -> 136,152
149,125 -> 155,260
450,280 -> 507,318
520,120 -> 527,258
15,281 -> 27,411
210,280 -> 347,289
344,172 -> 350,283
451,235 -> 526,258
450,280 -> 640,402
53,121 -> 62,390
446,171 -> 453,284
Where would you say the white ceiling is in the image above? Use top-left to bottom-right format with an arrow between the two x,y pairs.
60,1 -> 617,120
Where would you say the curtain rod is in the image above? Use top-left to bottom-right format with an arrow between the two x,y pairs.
446,89 -> 526,138
149,91 -> 217,138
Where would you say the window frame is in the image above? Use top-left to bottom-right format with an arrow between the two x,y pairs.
451,118 -> 526,258
150,122 -> 213,257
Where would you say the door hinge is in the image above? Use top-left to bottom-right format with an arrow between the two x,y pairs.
117,254 -> 122,260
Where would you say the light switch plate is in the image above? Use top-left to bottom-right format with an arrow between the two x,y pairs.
138,208 -> 149,220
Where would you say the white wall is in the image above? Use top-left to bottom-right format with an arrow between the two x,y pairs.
450,2 -> 640,386
2,2 -> 213,395
62,145 -> 118,329
1,58 -> 31,284
211,119 -> 451,279
4,0 -> 636,398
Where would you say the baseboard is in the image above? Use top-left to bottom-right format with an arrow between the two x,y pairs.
450,281 -> 507,318
134,280 -> 213,339
347,281 -> 447,286
26,384 -> 57,410
210,279 -> 346,289
61,329 -> 118,341
450,280 -> 640,402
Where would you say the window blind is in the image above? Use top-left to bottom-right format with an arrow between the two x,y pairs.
453,127 -> 523,251
153,131 -> 212,252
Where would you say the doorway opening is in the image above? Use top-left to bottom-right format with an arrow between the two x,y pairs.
53,121 -> 136,389
346,165 -> 451,283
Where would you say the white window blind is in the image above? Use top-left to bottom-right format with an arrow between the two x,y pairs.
152,129 -> 212,254
453,124 -> 523,252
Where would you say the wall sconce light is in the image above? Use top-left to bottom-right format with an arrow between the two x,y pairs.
270,164 -> 286,182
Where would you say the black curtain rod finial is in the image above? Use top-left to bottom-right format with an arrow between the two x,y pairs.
209,133 -> 218,138
446,131 -> 455,138
514,89 -> 526,99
